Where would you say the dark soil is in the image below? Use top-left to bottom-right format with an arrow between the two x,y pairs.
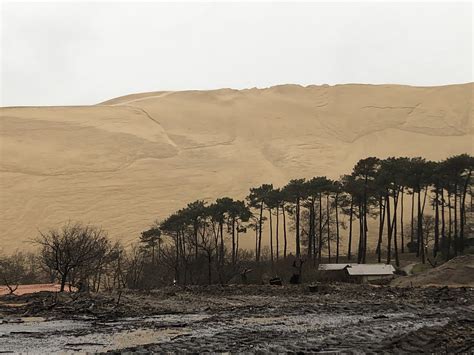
1,284 -> 473,353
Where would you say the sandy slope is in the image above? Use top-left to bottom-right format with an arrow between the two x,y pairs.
0,84 -> 473,252
391,255 -> 474,287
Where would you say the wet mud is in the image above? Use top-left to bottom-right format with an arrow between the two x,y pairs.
0,284 -> 472,353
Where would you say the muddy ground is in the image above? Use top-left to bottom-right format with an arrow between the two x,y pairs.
0,284 -> 473,353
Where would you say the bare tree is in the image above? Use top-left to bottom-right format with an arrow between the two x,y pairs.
0,255 -> 26,294
35,222 -> 110,292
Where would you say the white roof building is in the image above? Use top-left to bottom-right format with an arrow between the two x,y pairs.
317,263 -> 396,283
345,264 -> 395,276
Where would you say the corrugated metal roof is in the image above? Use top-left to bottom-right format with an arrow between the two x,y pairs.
346,264 -> 395,276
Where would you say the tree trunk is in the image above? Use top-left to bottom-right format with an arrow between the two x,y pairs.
175,231 -> 180,284
434,187 -> 440,257
194,223 -> 199,260
220,222 -> 224,266
326,194 -> 331,263
335,193 -> 340,263
386,192 -> 392,264
348,196 -> 354,261
363,174 -> 369,264
448,192 -> 452,259
236,227 -> 240,262
400,189 -> 405,253
418,189 -> 425,264
296,197 -> 301,257
460,170 -> 471,253
454,184 -> 458,256
258,201 -> 264,262
308,198 -> 314,258
393,190 -> 400,267
318,194 -> 323,263
377,195 -> 385,263
269,208 -> 274,267
410,191 -> 415,245
232,217 -> 236,265
276,206 -> 279,261
363,203 -> 368,264
255,222 -> 258,262
441,188 -> 446,257
60,272 -> 68,292
283,203 -> 287,259
357,202 -> 364,264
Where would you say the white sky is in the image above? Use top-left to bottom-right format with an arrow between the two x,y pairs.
1,1 -> 472,106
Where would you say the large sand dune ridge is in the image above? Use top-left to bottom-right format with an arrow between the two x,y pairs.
0,83 -> 472,252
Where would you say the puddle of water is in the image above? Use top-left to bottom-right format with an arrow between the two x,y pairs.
0,314 -> 205,353
0,302 -> 26,308
104,327 -> 189,351
21,317 -> 47,323
0,318 -> 88,337
240,316 -> 285,324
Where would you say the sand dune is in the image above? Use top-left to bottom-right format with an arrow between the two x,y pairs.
0,83 -> 473,252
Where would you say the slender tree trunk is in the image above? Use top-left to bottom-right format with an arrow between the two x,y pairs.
460,170 -> 471,253
220,222 -> 224,266
175,231 -> 180,284
236,227 -> 240,262
441,188 -> 446,257
363,203 -> 368,264
258,201 -> 264,262
335,193 -> 340,263
393,190 -> 400,267
358,202 -> 364,264
363,175 -> 368,264
296,197 -> 301,257
416,192 -> 420,258
448,192 -> 452,259
181,230 -> 188,285
348,196 -> 354,261
318,194 -> 323,263
269,208 -> 274,267
434,187 -> 440,257
312,199 -> 317,259
400,189 -> 405,253
377,195 -> 385,263
386,192 -> 392,264
255,222 -> 258,262
308,198 -> 314,258
283,203 -> 287,259
232,217 -> 236,265
454,184 -> 458,256
326,194 -> 331,263
276,206 -> 279,261
418,188 -> 425,264
411,192 -> 415,246
194,223 -> 199,260
158,239 -> 161,262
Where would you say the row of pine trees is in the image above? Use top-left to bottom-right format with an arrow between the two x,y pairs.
140,154 -> 473,281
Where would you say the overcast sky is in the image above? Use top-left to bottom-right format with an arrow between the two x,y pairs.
1,1 -> 472,106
